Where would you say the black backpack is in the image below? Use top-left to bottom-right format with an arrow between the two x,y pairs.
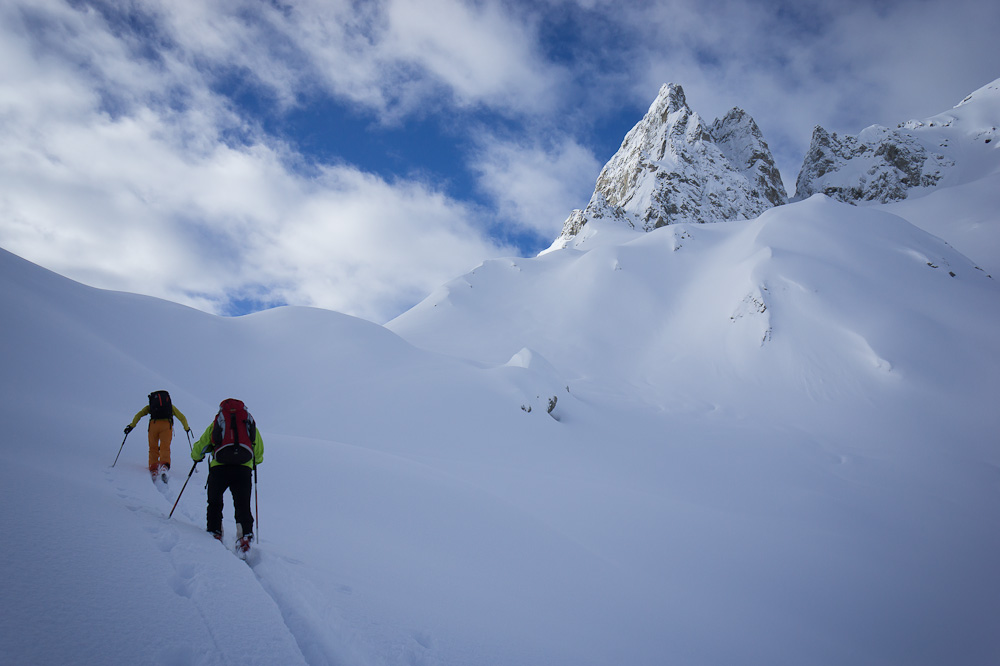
210,399 -> 256,465
148,390 -> 173,421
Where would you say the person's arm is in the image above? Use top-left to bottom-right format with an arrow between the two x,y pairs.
253,429 -> 263,466
191,424 -> 214,462
172,405 -> 191,431
126,406 -> 149,430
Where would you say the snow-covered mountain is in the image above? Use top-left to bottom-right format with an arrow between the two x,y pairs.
3,79 -> 1000,666
390,192 -> 997,413
553,78 -> 1000,257
793,78 -> 1000,203
550,84 -> 787,250
391,80 -> 1000,389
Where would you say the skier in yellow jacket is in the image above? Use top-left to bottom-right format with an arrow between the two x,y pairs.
125,390 -> 191,479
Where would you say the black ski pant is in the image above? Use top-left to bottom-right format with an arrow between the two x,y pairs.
206,464 -> 253,537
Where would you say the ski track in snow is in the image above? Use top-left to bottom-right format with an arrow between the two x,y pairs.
104,465 -> 337,666
104,463 -> 442,666
115,465 -> 483,666
105,467 -> 229,664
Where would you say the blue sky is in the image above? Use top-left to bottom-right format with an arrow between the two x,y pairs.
1,0 -> 997,322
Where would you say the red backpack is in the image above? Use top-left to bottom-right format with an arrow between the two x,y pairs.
211,399 -> 256,465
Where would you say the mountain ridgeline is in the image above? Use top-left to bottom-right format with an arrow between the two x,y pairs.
793,80 -> 999,203
553,78 -> 1000,248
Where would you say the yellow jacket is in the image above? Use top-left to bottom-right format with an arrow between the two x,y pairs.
129,404 -> 190,431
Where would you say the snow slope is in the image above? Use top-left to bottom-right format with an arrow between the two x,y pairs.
3,179 -> 1000,664
389,194 -> 1000,665
884,168 -> 1000,277
3,78 -> 1000,665
0,246 -> 629,665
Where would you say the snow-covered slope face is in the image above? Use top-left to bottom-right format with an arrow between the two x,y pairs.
0,247 -> 625,665
391,195 -> 998,416
386,187 -> 1000,663
793,77 -> 1000,203
386,182 -> 1000,661
884,167 -> 1000,276
5,182 -> 1000,664
6,192 -> 1000,664
552,84 -> 788,249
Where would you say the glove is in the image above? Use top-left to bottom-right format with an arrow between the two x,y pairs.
185,428 -> 192,434
124,425 -> 134,434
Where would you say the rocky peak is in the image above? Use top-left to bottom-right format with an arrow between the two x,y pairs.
551,83 -> 788,249
792,124 -> 948,204
711,108 -> 787,207
792,78 -> 1000,205
650,82 -> 689,123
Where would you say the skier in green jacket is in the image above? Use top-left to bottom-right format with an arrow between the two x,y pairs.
191,398 -> 263,553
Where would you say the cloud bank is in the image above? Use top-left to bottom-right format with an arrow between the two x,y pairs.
1,0 -> 522,320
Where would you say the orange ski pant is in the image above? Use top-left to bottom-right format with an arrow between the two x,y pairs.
147,419 -> 173,471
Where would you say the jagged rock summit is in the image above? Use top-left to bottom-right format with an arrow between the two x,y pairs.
793,77 -> 1000,204
550,83 -> 787,250
549,78 -> 999,253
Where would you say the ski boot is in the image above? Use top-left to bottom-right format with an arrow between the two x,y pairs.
236,533 -> 253,554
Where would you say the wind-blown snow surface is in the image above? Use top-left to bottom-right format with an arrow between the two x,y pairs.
3,193 -> 1000,664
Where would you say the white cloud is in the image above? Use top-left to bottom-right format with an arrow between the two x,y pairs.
382,0 -> 561,113
0,0 -> 513,321
141,0 -> 565,120
470,135 -> 602,238
0,96 -> 509,320
257,167 -> 508,319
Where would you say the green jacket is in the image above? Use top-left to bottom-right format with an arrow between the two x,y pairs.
191,422 -> 264,468
129,404 -> 191,431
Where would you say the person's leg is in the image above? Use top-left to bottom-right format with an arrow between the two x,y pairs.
147,421 -> 158,475
205,466 -> 229,536
159,421 -> 173,469
147,420 -> 172,472
230,466 -> 254,538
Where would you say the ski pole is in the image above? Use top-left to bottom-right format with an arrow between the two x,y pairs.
169,461 -> 199,519
186,429 -> 194,454
112,430 -> 131,467
254,464 -> 259,542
